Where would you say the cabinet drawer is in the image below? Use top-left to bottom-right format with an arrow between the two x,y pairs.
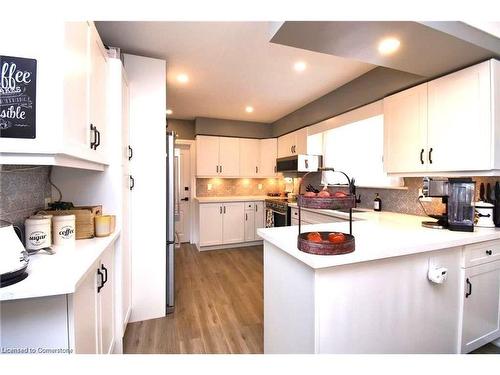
291,207 -> 344,224
462,240 -> 500,268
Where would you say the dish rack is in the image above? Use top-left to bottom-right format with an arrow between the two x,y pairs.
297,168 -> 355,255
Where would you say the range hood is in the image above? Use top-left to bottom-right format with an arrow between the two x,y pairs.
276,155 -> 322,173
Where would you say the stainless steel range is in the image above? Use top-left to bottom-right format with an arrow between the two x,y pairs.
265,197 -> 291,227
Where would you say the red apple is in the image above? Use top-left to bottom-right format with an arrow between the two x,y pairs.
328,232 -> 346,243
307,232 -> 322,243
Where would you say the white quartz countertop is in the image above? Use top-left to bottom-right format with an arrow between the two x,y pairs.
257,212 -> 500,269
195,195 -> 269,202
1,231 -> 120,302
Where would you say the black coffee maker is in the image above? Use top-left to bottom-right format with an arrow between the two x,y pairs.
421,177 -> 475,232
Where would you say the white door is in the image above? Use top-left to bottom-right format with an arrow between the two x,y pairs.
196,136 -> 220,176
72,266 -> 98,354
88,23 -> 108,161
254,202 -> 265,238
175,145 -> 192,243
460,261 -> 500,353
240,138 -> 260,177
383,83 -> 428,174
244,208 -> 256,242
219,137 -> 240,176
259,138 -> 277,177
121,73 -> 132,330
199,203 -> 223,246
98,246 -> 115,354
222,202 -> 245,244
294,128 -> 308,155
63,22 -> 90,156
427,61 -> 491,172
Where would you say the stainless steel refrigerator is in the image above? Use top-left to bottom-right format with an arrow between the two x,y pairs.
166,131 -> 176,314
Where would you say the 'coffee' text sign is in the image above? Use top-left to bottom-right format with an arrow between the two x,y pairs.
0,55 -> 37,139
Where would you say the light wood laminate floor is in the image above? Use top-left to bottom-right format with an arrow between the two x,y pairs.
123,243 -> 499,354
123,243 -> 263,354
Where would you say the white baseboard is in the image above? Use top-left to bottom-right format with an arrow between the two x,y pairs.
198,240 -> 263,251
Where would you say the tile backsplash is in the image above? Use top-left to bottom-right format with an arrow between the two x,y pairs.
197,175 -> 500,217
0,165 -> 52,235
196,178 -> 284,197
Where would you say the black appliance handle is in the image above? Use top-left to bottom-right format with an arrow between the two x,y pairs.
97,268 -> 104,293
465,278 -> 472,298
420,149 -> 424,164
128,145 -> 133,160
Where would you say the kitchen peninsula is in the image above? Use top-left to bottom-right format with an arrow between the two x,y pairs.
257,211 -> 500,354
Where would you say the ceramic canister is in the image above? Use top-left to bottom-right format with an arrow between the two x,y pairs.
25,217 -> 52,251
52,215 -> 76,247
94,215 -> 112,237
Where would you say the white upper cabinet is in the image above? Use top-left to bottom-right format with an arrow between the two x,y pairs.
427,61 -> 491,172
0,21 -> 109,170
196,135 -> 220,176
277,128 -> 309,158
383,83 -> 428,174
259,138 -> 277,177
196,135 -> 277,177
240,138 -> 260,177
384,59 -> 500,175
219,137 -> 240,177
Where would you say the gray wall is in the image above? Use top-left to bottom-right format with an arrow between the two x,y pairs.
195,117 -> 273,139
167,118 -> 195,140
271,67 -> 424,137
0,165 -> 52,237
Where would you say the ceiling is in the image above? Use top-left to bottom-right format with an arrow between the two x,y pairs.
95,22 -> 374,122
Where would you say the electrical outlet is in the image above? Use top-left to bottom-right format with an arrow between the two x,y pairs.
207,183 -> 212,191
258,183 -> 263,190
418,188 -> 432,202
44,197 -> 53,209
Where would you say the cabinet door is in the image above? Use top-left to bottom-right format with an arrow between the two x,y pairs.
244,208 -> 256,241
383,83 -> 428,174
460,261 -> 500,353
98,246 -> 115,354
222,202 -> 245,244
294,128 -> 308,155
259,138 -> 277,177
63,22 -> 90,155
254,202 -> 265,238
196,136 -> 220,176
199,203 -> 223,246
240,138 -> 260,177
88,23 -> 108,160
278,133 -> 294,158
72,266 -> 98,354
428,61 -> 491,172
219,137 -> 240,176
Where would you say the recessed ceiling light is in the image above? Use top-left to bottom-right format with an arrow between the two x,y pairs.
177,74 -> 189,83
378,37 -> 400,55
294,61 -> 306,72
166,109 -> 173,115
245,106 -> 254,113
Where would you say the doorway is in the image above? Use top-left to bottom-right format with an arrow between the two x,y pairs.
175,142 -> 193,243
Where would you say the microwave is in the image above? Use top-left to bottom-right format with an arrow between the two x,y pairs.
276,155 -> 322,173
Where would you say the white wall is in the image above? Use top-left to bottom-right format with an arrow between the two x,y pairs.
123,54 -> 167,322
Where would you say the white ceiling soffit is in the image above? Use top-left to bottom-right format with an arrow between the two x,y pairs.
270,21 -> 498,77
95,21 -> 374,122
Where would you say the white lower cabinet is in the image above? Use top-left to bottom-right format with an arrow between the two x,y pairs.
459,260 -> 500,353
198,201 -> 264,248
0,243 -> 116,354
244,201 -> 265,241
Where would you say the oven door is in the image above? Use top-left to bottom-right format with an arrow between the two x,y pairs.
272,210 -> 288,227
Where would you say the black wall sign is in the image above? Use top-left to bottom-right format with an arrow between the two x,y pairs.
0,55 -> 37,139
